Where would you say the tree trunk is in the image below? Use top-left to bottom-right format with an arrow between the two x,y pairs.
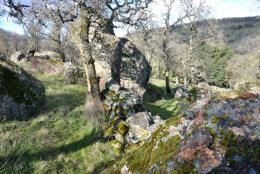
71,11 -> 103,109
84,58 -> 102,107
176,74 -> 179,85
184,75 -> 187,87
165,68 -> 171,94
159,64 -> 163,79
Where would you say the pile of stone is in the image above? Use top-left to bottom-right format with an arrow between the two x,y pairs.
104,80 -> 164,153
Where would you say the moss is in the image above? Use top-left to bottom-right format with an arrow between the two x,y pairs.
107,140 -> 123,154
171,162 -> 197,174
0,61 -> 39,105
112,116 -> 120,126
104,126 -> 113,138
118,121 -> 127,135
166,116 -> 182,127
211,114 -> 229,125
125,143 -> 141,153
149,135 -> 181,165
47,59 -> 64,65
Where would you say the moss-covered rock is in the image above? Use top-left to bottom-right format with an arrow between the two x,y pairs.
0,59 -> 45,120
102,94 -> 260,174
107,140 -> 124,154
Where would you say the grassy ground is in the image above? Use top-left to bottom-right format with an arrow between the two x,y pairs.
143,78 -> 189,120
0,73 -> 187,174
0,73 -> 116,174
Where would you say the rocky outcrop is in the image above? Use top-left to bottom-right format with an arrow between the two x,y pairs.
102,92 -> 260,174
0,59 -> 45,120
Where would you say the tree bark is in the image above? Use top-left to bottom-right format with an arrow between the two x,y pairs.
184,75 -> 187,87
165,67 -> 171,94
71,10 -> 103,109
176,74 -> 179,85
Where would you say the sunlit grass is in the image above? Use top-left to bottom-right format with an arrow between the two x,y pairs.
0,73 -> 115,174
143,78 -> 189,120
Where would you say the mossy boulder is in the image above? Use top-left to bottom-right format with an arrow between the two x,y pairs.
34,51 -> 63,62
16,57 -> 86,84
102,94 -> 260,174
0,59 -> 45,120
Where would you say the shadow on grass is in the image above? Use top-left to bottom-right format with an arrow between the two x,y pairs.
143,83 -> 180,120
144,103 -> 178,120
0,129 -> 101,174
40,91 -> 86,115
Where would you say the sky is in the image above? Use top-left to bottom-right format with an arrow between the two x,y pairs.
0,0 -> 260,36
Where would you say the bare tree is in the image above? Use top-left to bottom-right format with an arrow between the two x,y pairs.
179,0 -> 210,86
1,0 -> 152,109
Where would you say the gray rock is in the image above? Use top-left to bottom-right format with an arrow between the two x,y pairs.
0,59 -> 45,120
10,51 -> 25,63
34,51 -> 63,61
92,35 -> 151,91
173,86 -> 188,98
126,111 -> 155,142
105,80 -> 121,93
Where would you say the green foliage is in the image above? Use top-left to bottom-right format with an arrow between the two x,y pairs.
198,43 -> 233,87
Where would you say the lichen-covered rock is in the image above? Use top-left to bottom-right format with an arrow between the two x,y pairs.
102,93 -> 260,174
173,86 -> 188,98
34,51 -> 63,61
92,34 -> 151,91
104,80 -> 165,153
126,111 -> 155,143
0,59 -> 45,120
63,62 -> 86,84
233,81 -> 260,94
10,51 -> 25,63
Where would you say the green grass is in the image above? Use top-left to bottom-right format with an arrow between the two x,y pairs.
0,73 -> 115,174
143,78 -> 189,120
0,74 -> 189,174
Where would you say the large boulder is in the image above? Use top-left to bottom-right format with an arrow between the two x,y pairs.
0,59 -> 45,120
19,57 -> 86,83
10,51 -> 26,63
102,93 -> 260,174
34,51 -> 63,62
26,57 -> 65,74
92,34 -> 151,91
